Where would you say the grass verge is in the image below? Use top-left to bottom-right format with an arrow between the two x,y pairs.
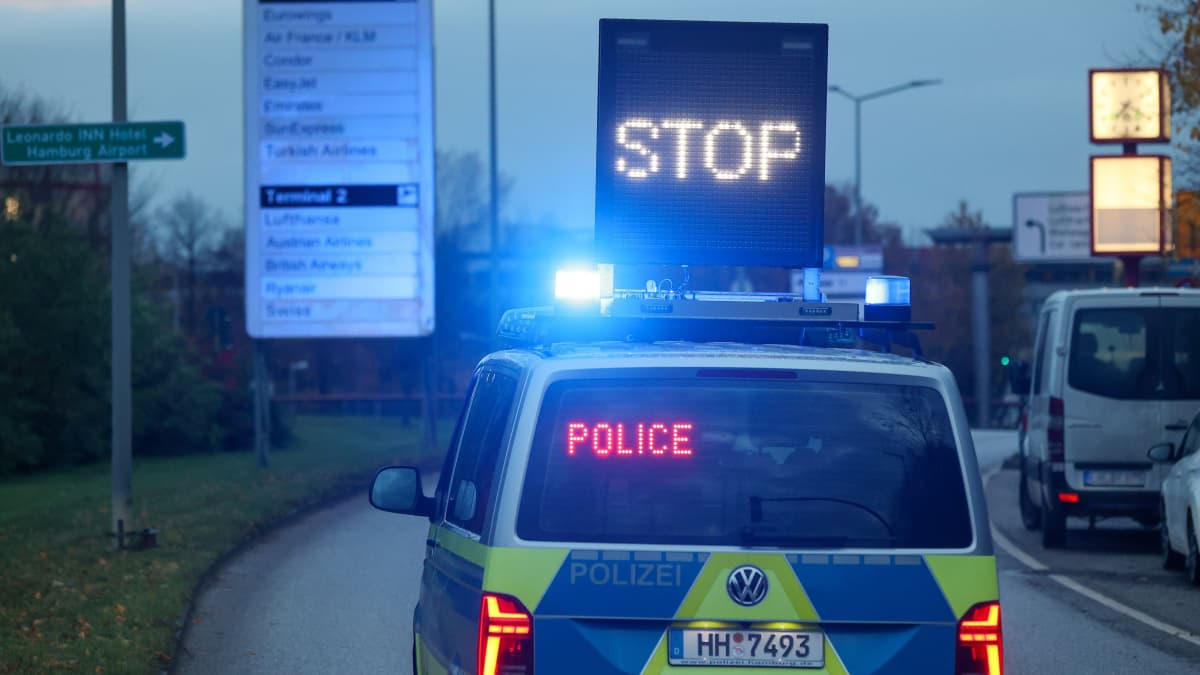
0,415 -> 440,674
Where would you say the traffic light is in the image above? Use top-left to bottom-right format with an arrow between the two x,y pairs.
1000,355 -> 1011,367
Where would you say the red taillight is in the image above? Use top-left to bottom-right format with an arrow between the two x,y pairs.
956,601 -> 1002,675
1047,397 -> 1065,462
478,593 -> 532,675
1058,492 -> 1080,504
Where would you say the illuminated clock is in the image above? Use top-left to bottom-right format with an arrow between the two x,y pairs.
1090,69 -> 1170,143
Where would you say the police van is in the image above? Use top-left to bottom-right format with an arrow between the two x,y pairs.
370,275 -> 1002,675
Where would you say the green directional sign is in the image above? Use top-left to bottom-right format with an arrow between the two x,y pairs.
1,120 -> 185,166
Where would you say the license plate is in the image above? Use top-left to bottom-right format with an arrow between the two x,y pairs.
1083,470 -> 1145,487
668,629 -> 824,668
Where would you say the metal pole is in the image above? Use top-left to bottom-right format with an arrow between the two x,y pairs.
254,341 -> 270,468
420,337 -> 440,460
829,79 -> 940,246
487,0 -> 501,336
1121,255 -> 1141,287
853,99 -> 863,246
110,0 -> 132,549
971,241 -> 991,427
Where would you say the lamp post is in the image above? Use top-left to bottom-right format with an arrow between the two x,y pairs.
927,226 -> 1012,427
487,0 -> 501,333
828,79 -> 942,245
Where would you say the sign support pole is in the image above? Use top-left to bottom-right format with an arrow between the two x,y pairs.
1122,143 -> 1142,288
254,341 -> 271,468
110,0 -> 133,550
971,242 -> 991,428
1121,255 -> 1142,287
853,97 -> 862,246
420,337 -> 440,461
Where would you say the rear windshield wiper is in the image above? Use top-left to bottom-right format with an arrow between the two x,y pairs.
738,525 -> 896,549
749,496 -> 896,537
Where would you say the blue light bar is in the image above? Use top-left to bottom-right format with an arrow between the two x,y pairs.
864,275 -> 911,322
555,268 -> 601,302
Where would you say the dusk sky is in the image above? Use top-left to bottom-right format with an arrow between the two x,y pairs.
0,0 -> 1168,242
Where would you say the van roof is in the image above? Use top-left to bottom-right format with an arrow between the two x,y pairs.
481,341 -> 945,375
1044,286 -> 1200,305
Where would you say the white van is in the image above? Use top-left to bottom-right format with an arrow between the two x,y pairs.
1019,288 -> 1200,548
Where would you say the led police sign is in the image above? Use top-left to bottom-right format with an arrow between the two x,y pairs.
566,421 -> 695,457
595,20 -> 829,268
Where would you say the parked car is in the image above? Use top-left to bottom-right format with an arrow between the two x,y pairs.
1018,288 -> 1200,548
1149,407 -> 1200,585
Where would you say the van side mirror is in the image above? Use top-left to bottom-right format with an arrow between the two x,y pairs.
369,466 -> 433,517
1147,443 -> 1176,463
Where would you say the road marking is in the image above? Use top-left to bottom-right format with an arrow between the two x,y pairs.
984,468 -> 1200,649
988,525 -> 1046,571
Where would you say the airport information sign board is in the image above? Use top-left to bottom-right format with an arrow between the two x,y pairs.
243,0 -> 435,338
1012,192 -> 1094,263
1,121 -> 184,166
594,20 -> 829,268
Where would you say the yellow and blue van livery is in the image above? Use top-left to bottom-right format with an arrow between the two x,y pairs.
374,342 -> 1002,675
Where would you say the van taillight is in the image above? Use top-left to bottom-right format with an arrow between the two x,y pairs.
1047,397 -> 1064,462
478,593 -> 532,675
956,601 -> 1002,675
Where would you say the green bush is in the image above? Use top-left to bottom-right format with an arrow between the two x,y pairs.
209,351 -> 292,452
130,294 -> 223,457
0,221 -> 223,474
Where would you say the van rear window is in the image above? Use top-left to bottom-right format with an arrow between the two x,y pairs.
1069,308 -> 1200,400
516,376 -> 973,549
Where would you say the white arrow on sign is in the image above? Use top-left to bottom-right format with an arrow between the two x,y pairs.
153,132 -> 175,149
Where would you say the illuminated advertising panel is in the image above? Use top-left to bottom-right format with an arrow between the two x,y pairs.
1090,155 -> 1172,256
595,19 -> 829,268
244,0 -> 435,338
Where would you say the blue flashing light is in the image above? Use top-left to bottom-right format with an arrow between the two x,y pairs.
555,268 -> 601,302
865,275 -> 911,306
864,275 -> 911,322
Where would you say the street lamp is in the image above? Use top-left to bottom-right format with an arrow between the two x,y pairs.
488,0 -> 501,333
828,78 -> 942,245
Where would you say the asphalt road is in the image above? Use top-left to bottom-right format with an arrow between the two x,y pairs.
972,430 -> 1200,674
174,484 -> 430,675
176,433 -> 1200,674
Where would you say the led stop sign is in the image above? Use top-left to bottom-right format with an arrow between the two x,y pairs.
594,19 -> 829,267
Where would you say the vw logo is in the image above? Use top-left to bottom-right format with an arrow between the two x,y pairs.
726,565 -> 769,606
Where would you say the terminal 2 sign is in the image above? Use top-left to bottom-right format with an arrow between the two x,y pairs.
243,0 -> 436,339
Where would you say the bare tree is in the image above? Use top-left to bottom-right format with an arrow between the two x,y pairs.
824,182 -> 902,246
939,199 -> 988,231
1,82 -> 158,252
435,149 -> 513,251
1154,0 -> 1200,185
0,83 -> 107,241
155,192 -> 227,333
